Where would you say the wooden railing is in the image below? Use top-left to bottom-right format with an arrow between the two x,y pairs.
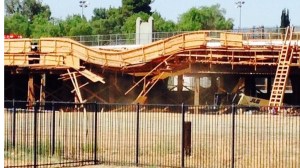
4,30 -> 300,70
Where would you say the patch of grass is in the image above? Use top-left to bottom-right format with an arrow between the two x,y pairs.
81,143 -> 94,153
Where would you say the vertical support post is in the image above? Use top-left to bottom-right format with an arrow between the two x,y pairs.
34,102 -> 38,168
27,74 -> 35,109
12,99 -> 16,148
39,73 -> 46,110
231,104 -> 236,168
183,122 -> 192,156
135,103 -> 140,166
181,103 -> 185,168
51,102 -> 55,155
194,77 -> 200,113
94,102 -> 98,165
178,75 -> 184,103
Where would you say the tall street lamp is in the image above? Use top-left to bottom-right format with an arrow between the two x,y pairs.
235,1 -> 245,31
79,0 -> 89,18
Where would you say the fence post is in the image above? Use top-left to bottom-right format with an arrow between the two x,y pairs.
231,104 -> 236,168
34,102 -> 39,168
181,103 -> 185,168
94,102 -> 98,165
135,103 -> 140,166
12,99 -> 16,148
51,102 -> 55,155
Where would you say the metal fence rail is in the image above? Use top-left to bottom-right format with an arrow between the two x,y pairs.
4,100 -> 300,168
65,26 -> 300,47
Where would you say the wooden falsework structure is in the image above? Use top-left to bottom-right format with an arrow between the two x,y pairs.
4,29 -> 300,105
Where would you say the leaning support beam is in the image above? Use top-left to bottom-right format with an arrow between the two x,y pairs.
67,69 -> 87,146
125,55 -> 174,95
134,72 -> 165,104
27,74 -> 35,108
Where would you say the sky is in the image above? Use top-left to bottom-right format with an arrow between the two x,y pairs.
27,0 -> 300,29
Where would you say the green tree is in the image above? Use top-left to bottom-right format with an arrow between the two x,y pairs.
121,12 -> 149,33
5,0 -> 51,20
122,0 -> 153,16
280,8 -> 290,28
4,13 -> 30,37
22,0 -> 51,20
92,8 -> 108,21
152,12 -> 176,32
177,4 -> 233,31
4,0 -> 22,14
61,15 -> 93,36
91,7 -> 124,34
30,14 -> 62,38
121,12 -> 176,34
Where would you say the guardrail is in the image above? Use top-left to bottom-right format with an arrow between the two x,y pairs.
66,26 -> 300,46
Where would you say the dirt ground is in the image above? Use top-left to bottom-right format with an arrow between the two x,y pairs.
4,109 -> 300,167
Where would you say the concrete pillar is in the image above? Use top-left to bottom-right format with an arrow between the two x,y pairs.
27,74 -> 35,108
194,77 -> 200,106
216,76 -> 223,93
177,75 -> 183,103
136,16 -> 153,45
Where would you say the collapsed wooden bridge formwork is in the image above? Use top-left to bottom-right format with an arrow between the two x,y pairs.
4,28 -> 300,106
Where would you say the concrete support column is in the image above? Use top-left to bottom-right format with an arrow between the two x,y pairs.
177,75 -> 183,103
194,77 -> 200,106
210,76 -> 218,94
27,74 -> 35,108
216,76 -> 224,93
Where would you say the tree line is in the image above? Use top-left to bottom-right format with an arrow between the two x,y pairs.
5,0 -> 289,38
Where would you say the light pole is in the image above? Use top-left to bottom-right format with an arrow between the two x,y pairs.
235,1 -> 245,31
79,0 -> 89,18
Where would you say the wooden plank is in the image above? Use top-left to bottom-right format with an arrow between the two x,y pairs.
78,70 -> 105,83
220,33 -> 243,47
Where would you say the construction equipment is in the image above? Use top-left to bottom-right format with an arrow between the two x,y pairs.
237,93 -> 269,107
